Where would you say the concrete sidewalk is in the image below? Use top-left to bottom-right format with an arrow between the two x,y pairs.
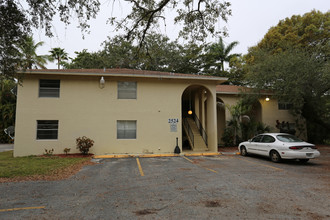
0,144 -> 13,152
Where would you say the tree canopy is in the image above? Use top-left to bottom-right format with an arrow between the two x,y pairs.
1,0 -> 232,79
245,10 -> 330,143
65,33 -> 241,76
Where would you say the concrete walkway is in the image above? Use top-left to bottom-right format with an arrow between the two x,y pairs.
0,144 -> 13,152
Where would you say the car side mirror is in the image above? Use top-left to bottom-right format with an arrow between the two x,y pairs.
248,139 -> 252,142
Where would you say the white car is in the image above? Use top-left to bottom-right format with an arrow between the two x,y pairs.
238,133 -> 320,163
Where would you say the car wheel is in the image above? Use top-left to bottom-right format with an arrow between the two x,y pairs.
270,150 -> 281,163
299,159 -> 309,163
240,146 -> 248,156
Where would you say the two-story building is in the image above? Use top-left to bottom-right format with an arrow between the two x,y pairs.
14,69 -> 303,156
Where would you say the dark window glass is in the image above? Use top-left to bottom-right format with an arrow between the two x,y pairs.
37,120 -> 58,139
39,79 -> 60,97
252,135 -> 263,142
261,135 -> 275,143
278,102 -> 293,110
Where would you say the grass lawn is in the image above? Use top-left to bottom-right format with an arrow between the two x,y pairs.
0,151 -> 91,179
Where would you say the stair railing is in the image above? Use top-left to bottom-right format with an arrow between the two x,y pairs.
183,117 -> 194,147
192,112 -> 208,147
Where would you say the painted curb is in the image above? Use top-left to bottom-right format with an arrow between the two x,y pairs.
93,155 -> 135,159
184,152 -> 222,157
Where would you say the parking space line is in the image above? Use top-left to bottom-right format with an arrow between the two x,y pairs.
0,206 -> 45,212
237,157 -> 284,171
182,156 -> 218,173
136,158 -> 145,176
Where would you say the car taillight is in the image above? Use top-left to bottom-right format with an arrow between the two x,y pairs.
289,146 -> 303,150
289,146 -> 317,150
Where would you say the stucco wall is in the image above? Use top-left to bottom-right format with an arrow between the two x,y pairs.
14,74 -> 218,156
216,94 -> 305,144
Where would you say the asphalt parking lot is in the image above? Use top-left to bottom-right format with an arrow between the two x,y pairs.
1,147 -> 329,219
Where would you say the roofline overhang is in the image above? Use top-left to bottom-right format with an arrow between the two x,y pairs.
216,91 -> 273,96
21,70 -> 228,84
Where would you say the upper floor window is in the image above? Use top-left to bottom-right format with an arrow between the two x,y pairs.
37,120 -> 58,140
39,79 -> 60,98
278,102 -> 292,110
118,81 -> 136,99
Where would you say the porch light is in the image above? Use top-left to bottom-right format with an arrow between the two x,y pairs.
265,96 -> 270,102
99,76 -> 105,89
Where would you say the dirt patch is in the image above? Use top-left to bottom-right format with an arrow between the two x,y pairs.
205,200 -> 222,207
134,209 -> 158,215
0,160 -> 95,183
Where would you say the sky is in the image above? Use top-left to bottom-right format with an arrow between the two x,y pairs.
32,0 -> 329,69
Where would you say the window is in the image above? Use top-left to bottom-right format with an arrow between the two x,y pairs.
276,134 -> 303,143
39,79 -> 60,97
37,120 -> 58,140
261,135 -> 275,143
117,120 -> 136,139
252,135 -> 263,142
118,81 -> 136,99
278,102 -> 292,110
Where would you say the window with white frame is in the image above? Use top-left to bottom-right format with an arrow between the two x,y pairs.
39,79 -> 60,97
37,120 -> 59,140
118,81 -> 137,99
117,120 -> 136,139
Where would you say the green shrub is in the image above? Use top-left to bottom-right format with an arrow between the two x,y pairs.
76,136 -> 94,155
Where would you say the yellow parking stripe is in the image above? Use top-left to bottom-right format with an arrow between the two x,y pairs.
237,157 -> 283,171
136,158 -> 145,176
182,156 -> 218,173
0,206 -> 45,212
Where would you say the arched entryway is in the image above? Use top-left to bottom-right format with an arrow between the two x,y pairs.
181,85 -> 217,152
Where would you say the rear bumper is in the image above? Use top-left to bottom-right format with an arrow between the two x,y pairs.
280,150 -> 320,159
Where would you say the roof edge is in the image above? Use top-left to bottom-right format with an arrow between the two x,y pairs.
22,70 -> 228,82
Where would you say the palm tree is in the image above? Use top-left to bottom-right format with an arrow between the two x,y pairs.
18,36 -> 48,69
204,37 -> 240,73
49,47 -> 69,69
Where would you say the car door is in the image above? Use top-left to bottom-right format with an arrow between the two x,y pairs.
247,135 -> 263,154
257,135 -> 276,156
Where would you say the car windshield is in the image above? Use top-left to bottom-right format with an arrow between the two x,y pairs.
276,134 -> 303,142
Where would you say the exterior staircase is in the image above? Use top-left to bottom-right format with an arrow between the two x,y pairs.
183,117 -> 208,152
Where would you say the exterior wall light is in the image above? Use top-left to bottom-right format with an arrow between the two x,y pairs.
265,96 -> 270,102
99,76 -> 105,89
188,110 -> 193,115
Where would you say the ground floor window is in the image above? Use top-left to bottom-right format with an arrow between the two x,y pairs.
37,120 -> 59,140
117,120 -> 136,139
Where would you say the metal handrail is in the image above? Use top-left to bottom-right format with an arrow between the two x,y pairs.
192,113 -> 208,147
183,118 -> 194,147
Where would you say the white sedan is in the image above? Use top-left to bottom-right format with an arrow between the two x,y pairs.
238,133 -> 320,163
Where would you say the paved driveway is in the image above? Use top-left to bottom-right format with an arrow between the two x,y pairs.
0,144 -> 13,152
1,147 -> 329,219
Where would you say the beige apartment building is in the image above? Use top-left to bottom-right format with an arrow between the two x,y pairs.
14,69 -> 301,156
